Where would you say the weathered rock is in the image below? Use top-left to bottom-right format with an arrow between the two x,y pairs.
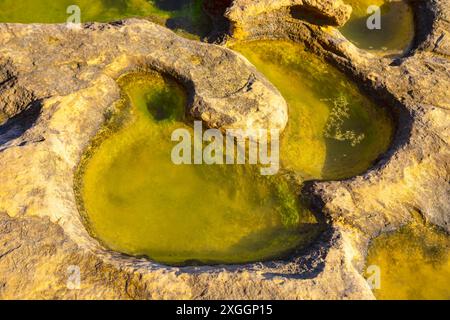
0,58 -> 35,121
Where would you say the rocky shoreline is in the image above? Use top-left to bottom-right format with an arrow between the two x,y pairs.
0,0 -> 448,299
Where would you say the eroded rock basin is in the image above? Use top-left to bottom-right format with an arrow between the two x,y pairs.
0,0 -> 448,300
232,40 -> 393,180
340,0 -> 414,55
78,71 -> 321,266
78,41 -> 394,266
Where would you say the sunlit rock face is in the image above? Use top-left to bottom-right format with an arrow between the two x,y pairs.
226,0 -> 352,28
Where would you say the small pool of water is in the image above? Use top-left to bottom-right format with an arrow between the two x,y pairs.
232,40 -> 393,180
366,213 -> 450,300
78,72 -> 321,266
0,0 -> 210,39
340,0 -> 414,55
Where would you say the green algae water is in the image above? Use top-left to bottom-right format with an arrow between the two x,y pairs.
0,0 -> 210,38
340,0 -> 414,55
79,72 -> 321,266
365,213 -> 450,300
232,40 -> 393,180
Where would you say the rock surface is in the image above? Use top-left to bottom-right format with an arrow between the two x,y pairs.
0,0 -> 449,299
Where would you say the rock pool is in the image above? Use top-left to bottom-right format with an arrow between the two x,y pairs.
340,0 -> 414,55
78,72 -> 321,266
366,212 -> 450,300
232,40 -> 394,180
0,0 -> 210,38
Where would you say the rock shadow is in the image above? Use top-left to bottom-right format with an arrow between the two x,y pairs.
153,0 -> 213,39
0,101 -> 43,151
290,5 -> 337,26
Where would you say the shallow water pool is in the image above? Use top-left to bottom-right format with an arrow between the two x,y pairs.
78,72 -> 321,266
366,213 -> 450,300
340,0 -> 414,55
0,0 -> 210,38
232,40 -> 394,180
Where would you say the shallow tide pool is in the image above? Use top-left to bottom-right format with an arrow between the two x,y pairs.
340,0 -> 414,55
79,72 -> 321,266
232,40 -> 394,180
366,213 -> 450,300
